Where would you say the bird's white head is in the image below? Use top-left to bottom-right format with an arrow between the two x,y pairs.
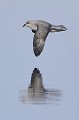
23,20 -> 31,27
23,20 -> 37,31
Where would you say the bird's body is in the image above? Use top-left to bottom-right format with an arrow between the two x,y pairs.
23,20 -> 67,57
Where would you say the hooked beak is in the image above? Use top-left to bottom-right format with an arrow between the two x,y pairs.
22,23 -> 26,27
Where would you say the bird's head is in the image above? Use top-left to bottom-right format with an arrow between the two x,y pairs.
23,21 -> 30,27
23,20 -> 37,31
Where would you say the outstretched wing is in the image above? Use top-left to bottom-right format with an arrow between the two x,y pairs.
29,68 -> 44,92
33,26 -> 49,57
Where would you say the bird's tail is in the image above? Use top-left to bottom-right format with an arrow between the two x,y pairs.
50,25 -> 67,32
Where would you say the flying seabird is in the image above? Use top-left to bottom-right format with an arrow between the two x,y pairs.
23,20 -> 67,57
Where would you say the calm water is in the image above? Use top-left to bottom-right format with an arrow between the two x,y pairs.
19,68 -> 62,104
0,64 -> 79,120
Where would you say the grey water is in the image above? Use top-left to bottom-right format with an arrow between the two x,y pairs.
19,68 -> 62,104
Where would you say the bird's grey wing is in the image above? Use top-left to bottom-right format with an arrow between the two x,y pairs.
33,26 -> 49,57
30,68 -> 45,92
31,68 -> 42,85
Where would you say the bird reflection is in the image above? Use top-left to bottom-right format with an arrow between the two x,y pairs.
19,68 -> 62,104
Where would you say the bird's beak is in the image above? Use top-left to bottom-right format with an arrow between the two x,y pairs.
22,24 -> 26,27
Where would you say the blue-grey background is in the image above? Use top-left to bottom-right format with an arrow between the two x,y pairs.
0,0 -> 79,119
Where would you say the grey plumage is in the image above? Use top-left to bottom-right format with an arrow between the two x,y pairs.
19,68 -> 62,104
23,20 -> 67,57
29,68 -> 45,93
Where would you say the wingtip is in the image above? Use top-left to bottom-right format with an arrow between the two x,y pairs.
34,52 -> 41,57
33,68 -> 40,73
34,51 -> 41,57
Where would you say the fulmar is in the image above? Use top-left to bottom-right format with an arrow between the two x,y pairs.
23,20 -> 67,57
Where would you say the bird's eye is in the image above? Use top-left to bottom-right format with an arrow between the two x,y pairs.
26,21 -> 29,24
